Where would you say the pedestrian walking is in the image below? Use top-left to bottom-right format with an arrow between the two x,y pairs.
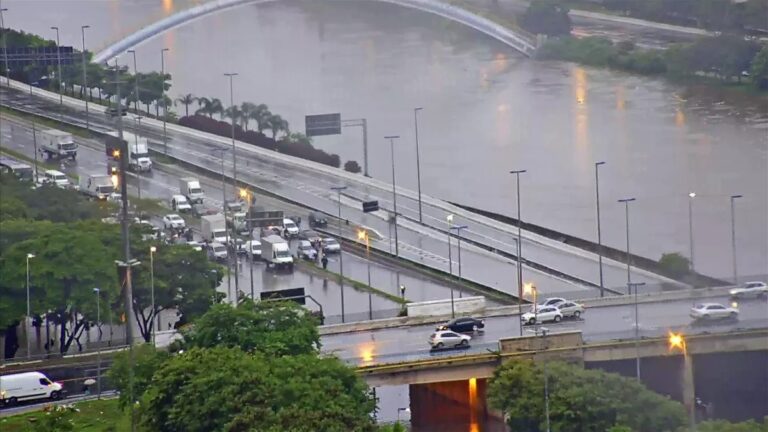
321,255 -> 328,270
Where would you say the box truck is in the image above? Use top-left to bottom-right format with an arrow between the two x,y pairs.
40,129 -> 77,160
201,214 -> 228,243
179,177 -> 204,203
261,234 -> 294,271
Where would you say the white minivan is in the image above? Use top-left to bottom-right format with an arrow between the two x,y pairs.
1,371 -> 64,405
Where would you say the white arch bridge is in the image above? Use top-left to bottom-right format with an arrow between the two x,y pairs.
93,0 -> 538,63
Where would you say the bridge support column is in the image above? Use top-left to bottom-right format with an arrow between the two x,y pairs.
409,378 -> 488,428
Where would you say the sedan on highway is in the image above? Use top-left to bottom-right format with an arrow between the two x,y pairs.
521,306 -> 563,325
322,237 -> 341,254
297,240 -> 318,261
436,317 -> 485,333
162,214 -> 186,230
299,230 -> 322,244
690,303 -> 739,321
729,281 -> 768,299
428,331 -> 471,350
538,297 -> 567,308
557,301 -> 585,319
170,195 -> 192,212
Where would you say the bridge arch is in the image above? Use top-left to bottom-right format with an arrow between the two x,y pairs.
93,0 -> 536,64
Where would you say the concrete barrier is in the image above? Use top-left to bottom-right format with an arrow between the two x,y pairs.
407,296 -> 486,317
499,330 -> 583,354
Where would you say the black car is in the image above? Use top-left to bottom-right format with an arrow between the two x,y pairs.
436,317 -> 485,333
308,212 -> 327,228
299,229 -> 322,244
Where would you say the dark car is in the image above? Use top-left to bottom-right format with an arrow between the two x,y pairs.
308,212 -> 327,228
436,317 -> 485,333
299,229 -> 322,244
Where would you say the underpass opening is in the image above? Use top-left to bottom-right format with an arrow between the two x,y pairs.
409,378 -> 506,432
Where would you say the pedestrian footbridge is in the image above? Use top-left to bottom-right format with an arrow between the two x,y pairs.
93,0 -> 538,64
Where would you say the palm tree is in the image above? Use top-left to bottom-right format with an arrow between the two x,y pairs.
265,114 -> 289,140
224,106 -> 243,127
240,102 -> 257,131
175,93 -> 196,117
210,98 -> 224,120
250,104 -> 271,134
195,97 -> 214,118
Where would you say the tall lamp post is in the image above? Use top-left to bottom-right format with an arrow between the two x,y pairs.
618,197 -> 636,290
224,72 -> 238,192
160,48 -> 169,154
510,169 -> 527,335
331,185 -> 348,323
92,287 -> 102,399
594,161 -> 606,296
50,26 -> 62,106
385,135 -> 400,256
81,25 -> 90,131
240,188 -> 256,300
1,6 -> 9,85
688,192 -> 696,272
149,246 -> 156,346
451,223 -> 468,298
730,194 -> 742,284
133,116 -> 143,199
523,282 -> 538,332
127,49 -> 140,114
628,281 -> 646,381
358,229 -> 373,320
446,214 -> 455,318
26,253 -> 35,359
669,332 -> 696,431
413,107 -> 424,223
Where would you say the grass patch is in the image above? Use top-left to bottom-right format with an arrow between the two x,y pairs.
0,398 -> 129,432
0,106 -> 94,139
296,260 -> 407,304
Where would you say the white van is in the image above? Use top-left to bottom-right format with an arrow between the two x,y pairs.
1,371 -> 64,405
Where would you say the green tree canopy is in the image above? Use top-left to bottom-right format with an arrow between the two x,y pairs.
520,0 -> 572,36
750,46 -> 768,90
138,347 -> 376,432
108,343 -> 170,409
658,252 -> 691,279
488,359 -> 686,432
181,300 -> 320,356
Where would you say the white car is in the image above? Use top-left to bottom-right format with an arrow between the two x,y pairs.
207,242 -> 228,261
162,214 -> 186,230
538,297 -> 567,308
296,240 -> 317,261
185,240 -> 203,252
729,281 -> 768,298
322,237 -> 341,254
283,218 -> 299,237
40,169 -> 70,189
556,301 -> 585,319
690,303 -> 739,321
521,306 -> 563,325
245,240 -> 261,260
428,330 -> 471,349
171,195 -> 192,212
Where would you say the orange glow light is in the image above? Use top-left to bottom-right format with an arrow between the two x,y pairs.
668,332 -> 685,352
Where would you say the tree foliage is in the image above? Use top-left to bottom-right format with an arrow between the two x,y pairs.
139,347 -> 377,432
696,418 -> 768,432
488,359 -> 686,432
108,343 -> 170,409
181,300 -> 320,356
658,252 -> 691,278
750,46 -> 768,90
344,160 -> 362,174
521,0 -> 572,36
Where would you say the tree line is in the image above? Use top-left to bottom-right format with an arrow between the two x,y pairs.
0,173 -> 222,358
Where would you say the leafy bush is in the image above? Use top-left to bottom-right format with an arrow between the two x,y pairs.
344,160 -> 362,173
658,252 -> 691,278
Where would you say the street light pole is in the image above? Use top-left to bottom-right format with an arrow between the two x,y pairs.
595,161 -> 606,297
669,333 -> 695,431
81,25 -> 90,131
127,49 -> 140,114
26,253 -> 35,359
452,224 -> 468,297
51,26 -> 62,106
134,116 -> 143,199
150,246 -> 156,346
1,7 -> 9,85
688,192 -> 696,272
160,48 -> 169,155
29,82 -> 39,183
446,214 -> 455,318
385,135 -> 400,256
358,229 -> 373,320
413,107 -> 424,223
224,72 -> 239,297
331,185 -> 348,323
210,146 -> 231,302
93,287 -> 101,399
510,169 -> 527,335
628,281 -> 645,382
730,194 -> 742,284
618,197 -> 636,289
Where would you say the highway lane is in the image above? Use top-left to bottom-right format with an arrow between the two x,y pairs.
0,84 -> 674,298
1,114 -> 493,321
321,295 -> 768,366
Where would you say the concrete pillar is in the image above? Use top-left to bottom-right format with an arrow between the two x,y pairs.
410,379 -> 488,428
682,353 -> 696,430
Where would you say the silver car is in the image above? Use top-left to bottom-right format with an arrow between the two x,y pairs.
557,301 -> 585,319
690,303 -> 738,321
729,281 -> 768,299
428,330 -> 471,349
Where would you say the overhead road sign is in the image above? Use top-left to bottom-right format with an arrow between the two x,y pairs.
305,113 -> 341,137
1,46 -> 76,66
362,200 -> 379,213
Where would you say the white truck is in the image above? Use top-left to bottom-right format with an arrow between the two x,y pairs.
79,174 -> 120,201
179,177 -> 204,203
201,214 -> 228,244
40,129 -> 77,160
105,131 -> 153,172
261,234 -> 294,271
1,371 -> 64,405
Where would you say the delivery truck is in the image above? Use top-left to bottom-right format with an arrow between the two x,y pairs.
261,234 -> 294,271
201,214 -> 228,244
40,129 -> 77,160
179,177 -> 204,203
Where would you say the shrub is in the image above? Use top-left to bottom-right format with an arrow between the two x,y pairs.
658,252 -> 690,278
344,160 -> 362,173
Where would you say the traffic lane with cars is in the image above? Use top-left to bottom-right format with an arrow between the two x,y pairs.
321,295 -> 768,364
1,87 -> 602,296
